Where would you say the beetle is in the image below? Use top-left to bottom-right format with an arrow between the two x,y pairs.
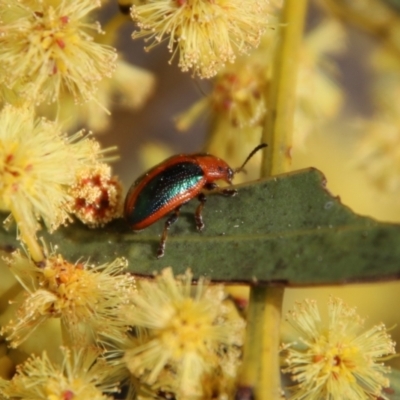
124,143 -> 267,258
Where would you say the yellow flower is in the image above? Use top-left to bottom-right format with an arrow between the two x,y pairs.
69,163 -> 123,227
124,268 -> 245,399
282,297 -> 396,400
355,49 -> 400,193
0,347 -> 117,400
0,0 -> 116,104
294,19 -> 345,148
356,117 -> 400,193
130,0 -> 273,78
0,104 -> 112,234
2,250 -> 135,348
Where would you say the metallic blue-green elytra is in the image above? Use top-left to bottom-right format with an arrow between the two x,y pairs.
125,161 -> 204,229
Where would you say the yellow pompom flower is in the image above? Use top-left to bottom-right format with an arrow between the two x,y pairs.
282,297 -> 396,400
355,49 -> 400,193
0,347 -> 118,400
1,250 -> 135,348
0,104 -> 113,235
69,163 -> 123,227
357,117 -> 400,193
131,0 -> 272,78
124,268 -> 245,399
0,0 -> 117,104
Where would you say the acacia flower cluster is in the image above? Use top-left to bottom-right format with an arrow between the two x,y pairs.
124,268 -> 245,399
2,250 -> 135,348
69,163 -> 123,227
294,18 -> 345,148
357,117 -> 400,193
355,49 -> 400,193
0,347 -> 117,400
130,0 -> 272,78
0,104 -> 122,238
282,297 -> 396,400
0,0 -> 116,105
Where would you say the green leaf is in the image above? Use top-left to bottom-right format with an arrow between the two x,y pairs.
1,168 -> 400,285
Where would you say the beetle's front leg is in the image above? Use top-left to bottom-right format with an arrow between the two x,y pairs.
157,206 -> 181,258
204,182 -> 237,197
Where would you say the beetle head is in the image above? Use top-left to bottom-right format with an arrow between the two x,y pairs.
197,154 -> 233,184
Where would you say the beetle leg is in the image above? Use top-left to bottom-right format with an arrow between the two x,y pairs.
204,182 -> 237,197
157,206 -> 181,258
204,182 -> 218,191
195,192 -> 207,231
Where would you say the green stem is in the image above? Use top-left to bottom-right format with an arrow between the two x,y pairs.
237,1 -> 308,398
238,287 -> 284,399
261,0 -> 309,176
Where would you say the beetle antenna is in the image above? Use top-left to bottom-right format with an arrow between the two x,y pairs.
234,143 -> 268,174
